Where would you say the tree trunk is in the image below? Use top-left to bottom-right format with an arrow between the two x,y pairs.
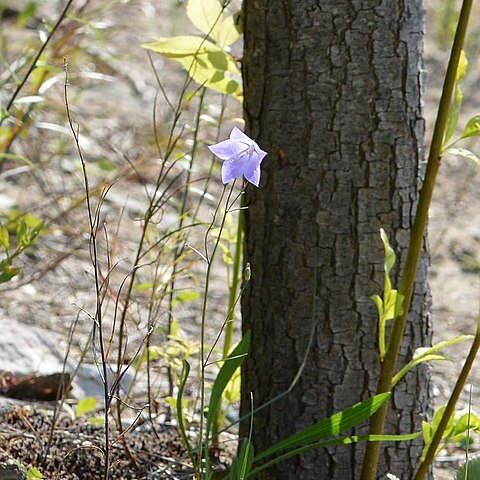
240,1 -> 432,479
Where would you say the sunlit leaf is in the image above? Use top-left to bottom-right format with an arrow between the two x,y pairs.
0,226 -> 9,251
172,290 -> 200,306
461,114 -> 480,140
456,50 -> 468,82
447,147 -> 480,166
254,392 -> 391,463
452,412 -> 480,437
213,13 -> 242,47
74,397 -> 97,417
186,0 -> 222,38
392,335 -> 472,386
422,420 -> 432,445
142,36 -> 242,100
186,0 -> 241,47
13,95 -> 44,105
444,51 -> 468,147
26,466 -> 43,480
432,405 -> 455,440
412,335 -> 473,361
250,430 -> 417,477
380,228 -> 395,273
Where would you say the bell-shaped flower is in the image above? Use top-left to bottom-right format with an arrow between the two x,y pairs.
208,127 -> 267,187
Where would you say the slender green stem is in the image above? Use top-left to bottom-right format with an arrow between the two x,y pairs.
224,202 -> 244,358
197,183 -> 236,477
5,0 -> 74,115
211,192 -> 245,438
413,317 -> 480,480
360,1 -> 474,478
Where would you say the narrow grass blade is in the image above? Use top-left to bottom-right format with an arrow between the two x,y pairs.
176,360 -> 195,466
249,431 -> 420,478
206,330 -> 251,440
254,392 -> 390,463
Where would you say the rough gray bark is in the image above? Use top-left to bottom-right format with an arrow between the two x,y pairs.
240,1 -> 432,479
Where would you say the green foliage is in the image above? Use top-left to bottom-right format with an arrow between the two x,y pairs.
142,0 -> 242,100
176,360 -> 195,467
244,393 -> 420,478
206,331 -> 251,442
372,229 -> 404,360
444,50 -> 468,147
422,406 -> 480,461
26,466 -> 43,479
229,439 -> 254,480
392,335 -> 473,386
74,397 -> 97,418
443,51 -> 480,167
0,214 -> 43,284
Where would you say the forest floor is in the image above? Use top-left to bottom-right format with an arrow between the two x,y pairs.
1,0 -> 480,479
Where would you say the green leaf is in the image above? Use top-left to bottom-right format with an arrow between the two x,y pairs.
236,439 -> 254,480
206,331 -> 251,441
176,360 -> 196,467
457,50 -> 468,82
444,88 -> 462,148
413,335 -> 473,361
16,221 -> 27,246
380,228 -> 396,273
142,36 -> 242,100
172,290 -> 200,306
254,392 -> 391,463
461,114 -> 480,140
392,335 -> 472,386
26,466 -> 43,480
13,95 -> 44,105
186,0 -> 222,38
74,397 -> 97,417
371,294 -> 383,316
0,153 -> 32,165
432,405 -> 455,440
18,0 -> 39,28
0,259 -> 20,283
0,226 -> 9,251
249,431 -> 419,478
447,147 -> 480,166
452,412 -> 480,437
444,51 -> 468,147
214,13 -> 242,47
422,420 -> 432,445
186,0 -> 241,47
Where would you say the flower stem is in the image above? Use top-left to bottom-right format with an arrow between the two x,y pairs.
197,183 -> 236,477
360,1 -> 474,478
211,193 -> 245,439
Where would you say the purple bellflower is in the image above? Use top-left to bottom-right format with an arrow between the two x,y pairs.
208,127 -> 267,187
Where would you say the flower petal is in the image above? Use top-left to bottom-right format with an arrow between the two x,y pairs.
243,151 -> 262,185
230,126 -> 253,144
208,139 -> 247,161
221,155 -> 247,184
244,163 -> 261,187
